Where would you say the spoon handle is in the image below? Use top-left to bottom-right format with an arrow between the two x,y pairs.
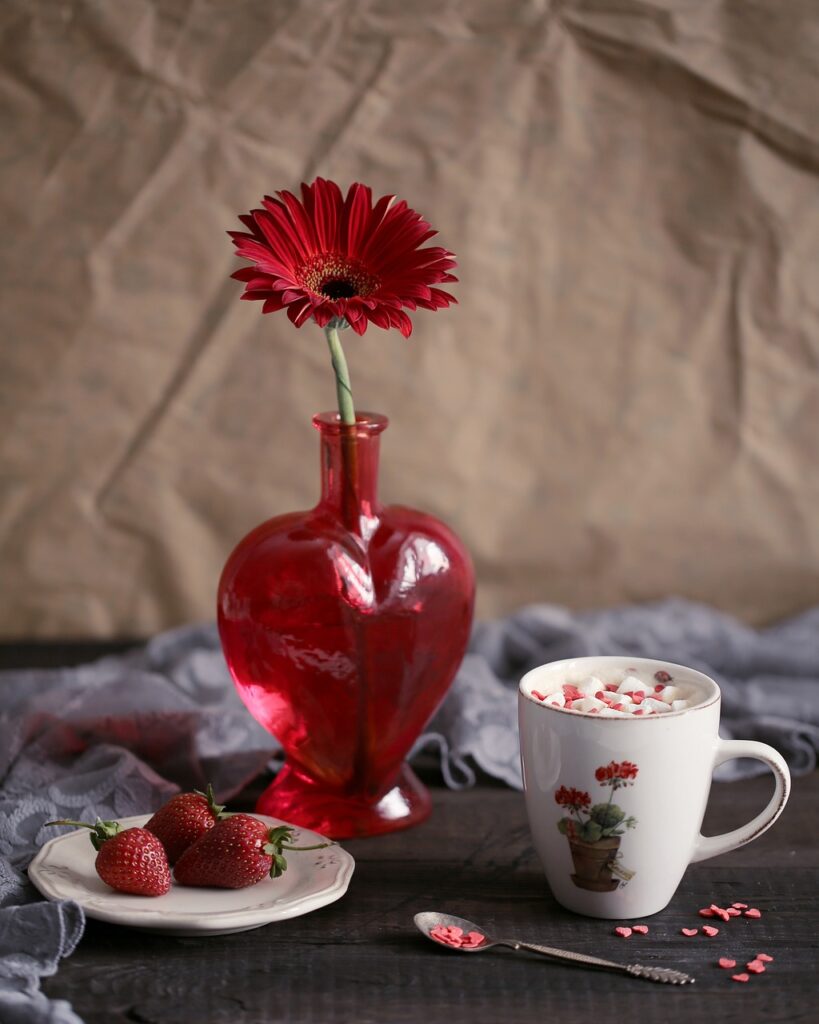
507,941 -> 695,985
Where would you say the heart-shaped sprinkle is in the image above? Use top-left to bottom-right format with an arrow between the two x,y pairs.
702,925 -> 720,937
755,953 -> 774,963
718,958 -> 736,969
731,973 -> 750,983
725,907 -> 741,916
746,960 -> 766,974
632,925 -> 649,934
532,691 -> 548,701
732,902 -> 748,909
614,926 -> 632,938
698,908 -> 715,918
681,928 -> 698,937
744,908 -> 762,919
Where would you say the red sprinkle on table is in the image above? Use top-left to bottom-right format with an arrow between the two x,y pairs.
744,908 -> 762,919
631,925 -> 649,934
681,928 -> 698,937
725,907 -> 741,917
702,925 -> 720,937
746,960 -> 766,974
698,908 -> 715,918
732,902 -> 748,910
731,973 -> 750,983
614,926 -> 632,938
756,953 -> 774,963
718,958 -> 737,969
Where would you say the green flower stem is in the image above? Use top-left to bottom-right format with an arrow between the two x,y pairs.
325,322 -> 356,425
322,322 -> 369,790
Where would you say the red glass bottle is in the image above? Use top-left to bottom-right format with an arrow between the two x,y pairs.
217,412 -> 475,838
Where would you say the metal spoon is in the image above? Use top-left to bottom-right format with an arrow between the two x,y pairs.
414,911 -> 695,985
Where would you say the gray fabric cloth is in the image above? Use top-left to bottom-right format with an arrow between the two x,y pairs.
2,598 -> 818,1022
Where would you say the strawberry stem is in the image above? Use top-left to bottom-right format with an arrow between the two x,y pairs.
45,818 -> 123,852
262,826 -> 334,878
193,783 -> 227,820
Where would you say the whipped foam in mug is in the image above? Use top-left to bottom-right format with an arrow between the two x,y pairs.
528,666 -> 703,716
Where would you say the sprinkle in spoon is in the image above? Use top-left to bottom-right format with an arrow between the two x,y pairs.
414,912 -> 695,985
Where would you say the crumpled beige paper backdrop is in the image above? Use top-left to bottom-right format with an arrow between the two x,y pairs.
1,0 -> 818,638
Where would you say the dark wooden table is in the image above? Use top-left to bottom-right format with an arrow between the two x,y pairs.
5,644 -> 818,1023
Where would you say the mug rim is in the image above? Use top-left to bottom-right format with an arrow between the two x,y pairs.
519,655 -> 720,720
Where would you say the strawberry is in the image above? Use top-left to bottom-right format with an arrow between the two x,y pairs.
174,813 -> 331,889
47,818 -> 171,896
144,783 -> 226,863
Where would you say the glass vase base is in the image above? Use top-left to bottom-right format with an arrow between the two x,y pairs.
254,763 -> 432,840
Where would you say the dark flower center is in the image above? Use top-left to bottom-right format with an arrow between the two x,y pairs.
321,279 -> 358,300
299,253 -> 379,300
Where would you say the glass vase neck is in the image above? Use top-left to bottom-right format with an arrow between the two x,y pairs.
313,411 -> 387,535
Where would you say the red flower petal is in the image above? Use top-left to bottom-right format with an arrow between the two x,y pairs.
277,189 -> 319,252
389,309 -> 413,338
343,183 -> 373,258
286,299 -> 313,327
364,307 -> 392,330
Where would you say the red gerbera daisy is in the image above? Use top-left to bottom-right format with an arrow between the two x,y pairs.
229,178 -> 457,339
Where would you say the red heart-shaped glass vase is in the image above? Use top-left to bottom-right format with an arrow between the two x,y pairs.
218,412 -> 475,838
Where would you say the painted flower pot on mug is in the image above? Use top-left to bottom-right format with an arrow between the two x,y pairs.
519,657 -> 791,919
218,180 -> 474,839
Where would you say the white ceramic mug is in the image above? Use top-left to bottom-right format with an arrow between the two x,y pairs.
519,656 -> 790,919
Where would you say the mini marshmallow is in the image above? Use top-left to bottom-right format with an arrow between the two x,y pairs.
642,697 -> 672,714
599,707 -> 629,717
576,676 -> 604,696
572,696 -> 606,713
617,675 -> 646,695
658,685 -> 684,703
671,699 -> 690,712
548,691 -> 566,707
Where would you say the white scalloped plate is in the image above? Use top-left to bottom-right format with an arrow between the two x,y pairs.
28,814 -> 355,936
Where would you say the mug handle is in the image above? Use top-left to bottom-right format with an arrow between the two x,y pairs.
690,739 -> 791,863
